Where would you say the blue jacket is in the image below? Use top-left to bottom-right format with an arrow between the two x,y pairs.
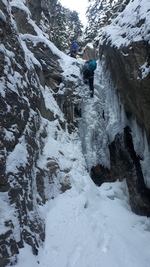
71,42 -> 77,52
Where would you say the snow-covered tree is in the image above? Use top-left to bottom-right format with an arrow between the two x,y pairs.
40,0 -> 83,51
84,0 -> 130,43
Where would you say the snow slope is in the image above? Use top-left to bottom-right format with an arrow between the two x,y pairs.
15,174 -> 150,267
40,182 -> 150,267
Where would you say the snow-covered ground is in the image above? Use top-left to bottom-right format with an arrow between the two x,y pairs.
15,174 -> 150,267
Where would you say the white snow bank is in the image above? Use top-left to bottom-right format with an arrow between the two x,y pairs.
10,0 -> 31,15
15,180 -> 150,267
100,0 -> 150,48
6,139 -> 28,174
85,42 -> 94,49
0,9 -> 6,22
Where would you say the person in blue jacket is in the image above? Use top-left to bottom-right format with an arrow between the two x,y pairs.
68,39 -> 78,58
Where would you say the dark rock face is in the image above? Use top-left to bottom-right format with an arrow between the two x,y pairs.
0,1 -> 69,266
91,126 -> 150,216
82,44 -> 98,60
99,40 -> 150,142
0,1 -> 82,265
25,41 -> 63,90
26,0 -> 42,23
0,2 -> 45,265
55,72 -> 82,132
11,3 -> 63,92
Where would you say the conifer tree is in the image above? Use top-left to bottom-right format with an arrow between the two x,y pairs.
85,0 -> 130,43
40,0 -> 83,51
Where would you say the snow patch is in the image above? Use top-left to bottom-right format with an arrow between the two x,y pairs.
10,0 -> 31,15
6,140 -> 28,174
0,9 -> 6,22
140,62 -> 150,79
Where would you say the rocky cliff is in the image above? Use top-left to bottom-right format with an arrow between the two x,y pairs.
0,1 -> 81,266
96,0 -> 150,216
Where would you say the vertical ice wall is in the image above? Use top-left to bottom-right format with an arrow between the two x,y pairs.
79,60 -> 126,170
78,60 -> 150,188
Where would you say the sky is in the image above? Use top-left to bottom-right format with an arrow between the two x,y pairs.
59,0 -> 89,26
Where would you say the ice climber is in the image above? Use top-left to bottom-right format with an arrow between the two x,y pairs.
67,39 -> 78,58
81,59 -> 97,98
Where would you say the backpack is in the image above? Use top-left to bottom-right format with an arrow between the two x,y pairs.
88,60 -> 97,71
82,62 -> 89,73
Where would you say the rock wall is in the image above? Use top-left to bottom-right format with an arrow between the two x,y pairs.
95,0 -> 150,216
0,2 -> 44,265
0,1 -> 81,266
99,40 -> 150,142
99,0 -> 150,142
81,43 -> 98,60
